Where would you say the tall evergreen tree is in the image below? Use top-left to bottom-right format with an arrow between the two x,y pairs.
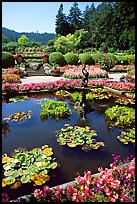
55,3 -> 71,36
82,3 -> 96,31
68,2 -> 83,33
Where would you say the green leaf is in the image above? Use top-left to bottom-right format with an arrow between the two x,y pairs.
21,175 -> 31,183
51,162 -> 58,169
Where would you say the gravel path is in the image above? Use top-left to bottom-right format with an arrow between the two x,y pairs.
20,73 -> 128,84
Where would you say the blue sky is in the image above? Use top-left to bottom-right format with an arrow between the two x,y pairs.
2,2 -> 101,34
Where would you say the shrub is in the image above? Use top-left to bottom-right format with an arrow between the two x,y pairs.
115,56 -> 128,65
91,52 -> 103,64
125,55 -> 135,65
97,54 -> 118,71
2,74 -> 21,83
100,43 -> 108,52
49,52 -> 66,66
64,53 -> 79,65
79,53 -> 94,65
2,52 -> 15,68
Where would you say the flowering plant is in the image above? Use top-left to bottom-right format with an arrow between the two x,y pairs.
2,68 -> 25,77
33,155 -> 135,202
63,65 -> 108,79
2,74 -> 21,84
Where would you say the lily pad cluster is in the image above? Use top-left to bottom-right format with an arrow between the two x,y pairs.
2,145 -> 58,188
105,105 -> 135,129
40,100 -> 71,121
56,125 -> 105,151
115,98 -> 135,105
55,90 -> 70,99
117,128 -> 135,144
9,95 -> 29,103
4,111 -> 32,122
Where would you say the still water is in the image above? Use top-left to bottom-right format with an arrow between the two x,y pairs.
2,93 -> 135,200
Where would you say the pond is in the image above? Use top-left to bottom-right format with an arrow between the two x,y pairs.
2,92 -> 135,200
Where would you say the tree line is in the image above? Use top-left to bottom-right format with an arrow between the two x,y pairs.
55,2 -> 135,51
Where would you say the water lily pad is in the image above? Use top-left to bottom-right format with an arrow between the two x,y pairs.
67,143 -> 77,147
2,144 -> 58,187
2,154 -> 11,163
51,162 -> 58,169
21,175 -> 31,183
30,172 -> 50,185
4,176 -> 15,185
10,181 -> 22,189
4,170 -> 18,178
2,178 -> 6,187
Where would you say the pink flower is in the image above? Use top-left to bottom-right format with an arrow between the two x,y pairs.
34,189 -> 42,197
72,192 -> 79,202
2,193 -> 9,202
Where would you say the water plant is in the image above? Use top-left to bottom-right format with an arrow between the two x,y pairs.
2,144 -> 58,188
55,90 -> 70,99
56,125 -> 105,151
40,100 -> 71,120
105,105 -> 135,129
9,95 -> 29,103
117,128 -> 135,144
4,110 -> 32,122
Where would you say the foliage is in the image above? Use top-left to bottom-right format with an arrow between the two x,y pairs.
9,95 -> 29,103
40,100 -> 71,121
70,92 -> 82,103
2,74 -> 21,84
33,155 -> 135,202
64,53 -> 79,65
49,52 -> 66,66
55,4 -> 71,36
115,56 -> 128,65
97,54 -> 118,71
4,110 -> 32,122
100,42 -> 108,52
56,125 -> 105,150
2,42 -> 19,53
105,105 -> 135,129
117,128 -> 135,144
91,52 -> 103,64
79,53 -> 94,65
2,52 -> 15,68
125,55 -> 135,65
55,90 -> 70,99
68,2 -> 83,33
2,145 -> 58,188
18,35 -> 29,44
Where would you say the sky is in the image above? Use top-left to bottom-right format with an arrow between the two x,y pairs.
2,2 -> 101,34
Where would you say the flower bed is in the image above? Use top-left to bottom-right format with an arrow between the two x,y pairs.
63,65 -> 108,79
3,155 -> 135,202
2,79 -> 135,96
2,68 -> 25,77
109,65 -> 130,72
2,74 -> 21,84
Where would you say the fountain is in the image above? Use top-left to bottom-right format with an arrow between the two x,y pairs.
74,64 -> 93,121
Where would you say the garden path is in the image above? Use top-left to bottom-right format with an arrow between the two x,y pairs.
20,73 -> 128,84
